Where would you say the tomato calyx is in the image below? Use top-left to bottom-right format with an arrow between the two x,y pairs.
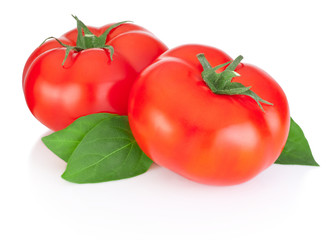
197,53 -> 273,111
41,15 -> 129,65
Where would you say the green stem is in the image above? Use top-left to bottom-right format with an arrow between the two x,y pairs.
41,15 -> 129,65
197,53 -> 212,70
196,53 -> 273,111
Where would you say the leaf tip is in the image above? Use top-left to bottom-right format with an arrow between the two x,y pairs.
61,170 -> 77,183
313,161 -> 320,167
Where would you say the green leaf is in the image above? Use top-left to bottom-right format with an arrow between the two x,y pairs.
42,113 -> 153,183
42,113 -> 112,162
275,118 -> 319,166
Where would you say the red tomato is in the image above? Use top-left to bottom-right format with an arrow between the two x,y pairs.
23,18 -> 167,131
128,44 -> 290,185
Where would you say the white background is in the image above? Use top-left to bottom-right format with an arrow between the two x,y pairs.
1,0 -> 333,239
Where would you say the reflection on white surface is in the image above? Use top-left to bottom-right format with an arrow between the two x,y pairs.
29,135 -> 67,183
26,133 -> 316,233
26,141 -> 321,239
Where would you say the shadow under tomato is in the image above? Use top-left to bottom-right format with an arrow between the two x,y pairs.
28,132 -> 67,184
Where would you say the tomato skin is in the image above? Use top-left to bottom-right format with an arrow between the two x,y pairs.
128,44 -> 290,185
23,23 -> 167,131
24,48 -> 136,130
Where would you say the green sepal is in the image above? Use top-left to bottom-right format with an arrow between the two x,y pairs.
197,53 -> 272,111
215,82 -> 251,95
72,15 -> 129,61
41,15 -> 129,65
72,15 -> 94,49
225,55 -> 243,71
103,45 -> 115,61
215,70 -> 240,89
98,20 -> 130,44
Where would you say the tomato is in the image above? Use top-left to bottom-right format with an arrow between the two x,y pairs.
23,16 -> 167,131
128,44 -> 290,185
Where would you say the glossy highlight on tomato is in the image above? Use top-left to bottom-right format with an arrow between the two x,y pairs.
128,44 -> 290,185
23,18 -> 167,131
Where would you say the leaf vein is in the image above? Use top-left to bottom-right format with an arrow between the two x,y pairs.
65,141 -> 135,178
